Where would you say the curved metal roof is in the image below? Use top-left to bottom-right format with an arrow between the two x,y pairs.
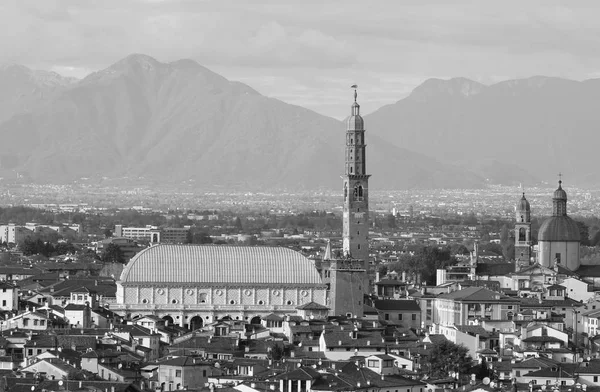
518,193 -> 530,212
553,181 -> 567,200
538,216 -> 581,242
347,115 -> 364,131
119,244 -> 324,285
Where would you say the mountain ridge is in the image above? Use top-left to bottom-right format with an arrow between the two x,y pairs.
0,54 -> 489,190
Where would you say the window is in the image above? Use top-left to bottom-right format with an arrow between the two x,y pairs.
398,314 -> 403,320
555,253 -> 561,263
367,360 -> 378,367
28,349 -> 33,355
176,370 -> 182,377
516,371 -> 520,377
33,319 -> 38,326
40,320 -> 45,326
412,314 -> 417,321
23,318 -> 29,326
1,300 -> 5,307
385,314 -> 389,320
594,376 -> 598,383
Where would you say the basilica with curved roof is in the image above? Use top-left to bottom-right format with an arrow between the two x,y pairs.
113,245 -> 327,328
517,180 -> 583,271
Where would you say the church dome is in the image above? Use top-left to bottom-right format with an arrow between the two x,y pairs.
347,102 -> 364,130
554,182 -> 567,200
347,114 -> 364,130
538,216 -> 580,242
518,193 -> 530,212
119,244 -> 324,285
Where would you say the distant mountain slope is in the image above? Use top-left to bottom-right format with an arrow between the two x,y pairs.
365,76 -> 600,187
0,64 -> 76,123
0,54 -> 486,190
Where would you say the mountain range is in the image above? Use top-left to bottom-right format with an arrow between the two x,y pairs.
0,54 -> 595,190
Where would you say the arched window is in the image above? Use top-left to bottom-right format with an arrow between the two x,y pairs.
521,215 -> 524,223
355,185 -> 364,201
519,228 -> 526,242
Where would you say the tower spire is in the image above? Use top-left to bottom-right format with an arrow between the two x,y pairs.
558,172 -> 562,187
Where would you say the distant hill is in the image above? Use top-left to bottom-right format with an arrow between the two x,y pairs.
365,76 -> 600,187
0,64 -> 76,123
0,54 -> 487,190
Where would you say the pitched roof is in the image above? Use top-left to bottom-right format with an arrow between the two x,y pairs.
296,301 -> 330,310
438,287 -> 515,302
373,300 -> 420,311
476,263 -> 515,276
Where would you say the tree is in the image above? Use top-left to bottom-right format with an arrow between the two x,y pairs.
270,343 -> 285,360
476,357 -> 491,380
428,340 -> 473,378
234,217 -> 243,231
103,228 -> 113,238
102,243 -> 124,263
186,230 -> 213,244
576,221 -> 590,246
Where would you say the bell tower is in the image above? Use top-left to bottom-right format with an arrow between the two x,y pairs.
342,86 -> 370,269
515,192 -> 532,270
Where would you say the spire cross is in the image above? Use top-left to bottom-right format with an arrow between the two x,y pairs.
351,84 -> 358,102
558,172 -> 562,186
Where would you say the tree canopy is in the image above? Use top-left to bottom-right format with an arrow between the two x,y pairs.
428,340 -> 473,378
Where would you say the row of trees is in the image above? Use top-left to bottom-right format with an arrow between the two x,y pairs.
381,246 -> 461,285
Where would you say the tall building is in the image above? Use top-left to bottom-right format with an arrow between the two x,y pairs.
329,88 -> 369,318
538,180 -> 581,270
515,192 -> 532,270
342,88 -> 370,267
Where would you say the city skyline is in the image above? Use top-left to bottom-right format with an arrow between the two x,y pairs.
3,1 -> 600,119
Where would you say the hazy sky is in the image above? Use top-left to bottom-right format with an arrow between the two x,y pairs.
2,0 -> 600,119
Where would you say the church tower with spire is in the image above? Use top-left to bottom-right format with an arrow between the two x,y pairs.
515,192 -> 532,270
342,87 -> 370,268
327,87 -> 369,318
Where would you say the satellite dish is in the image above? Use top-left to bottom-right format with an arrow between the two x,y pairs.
31,387 -> 35,391
483,377 -> 490,385
578,358 -> 584,363
58,380 -> 64,386
490,382 -> 496,388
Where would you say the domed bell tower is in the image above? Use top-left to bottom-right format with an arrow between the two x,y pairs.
342,87 -> 370,267
515,192 -> 532,270
329,86 -> 369,318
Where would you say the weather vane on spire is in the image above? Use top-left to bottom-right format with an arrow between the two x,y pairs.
351,84 -> 358,102
558,172 -> 562,185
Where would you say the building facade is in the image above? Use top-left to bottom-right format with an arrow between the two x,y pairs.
113,245 -> 327,328
538,180 -> 580,270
